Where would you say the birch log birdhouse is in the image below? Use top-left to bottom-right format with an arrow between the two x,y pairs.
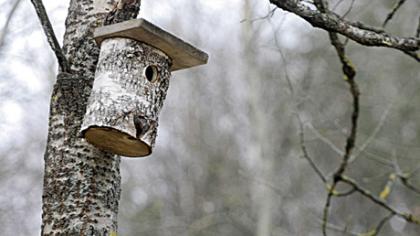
81,18 -> 208,157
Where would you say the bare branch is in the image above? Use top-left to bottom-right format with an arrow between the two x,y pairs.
269,2 -> 420,235
332,0 -> 346,11
400,176 -> 420,195
391,157 -> 420,195
335,187 -> 356,197
351,101 -> 393,163
307,122 -> 344,156
322,192 -> 334,236
364,151 -> 394,168
269,16 -> 330,190
359,213 -> 394,236
297,115 -> 328,184
240,7 -> 277,23
0,0 -> 22,50
416,15 -> 420,38
372,214 -> 395,236
269,19 -> 329,186
269,0 -> 420,61
30,0 -> 70,73
382,0 -> 407,28
321,222 -> 359,236
341,0 -> 355,18
341,175 -> 420,225
310,1 -> 360,235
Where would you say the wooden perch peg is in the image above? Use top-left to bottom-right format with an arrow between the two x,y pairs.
81,18 -> 209,157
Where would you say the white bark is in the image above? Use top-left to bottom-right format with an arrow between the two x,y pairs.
81,38 -> 172,157
41,0 -> 142,235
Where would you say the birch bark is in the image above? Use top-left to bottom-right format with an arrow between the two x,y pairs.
41,0 -> 141,235
81,38 -> 171,157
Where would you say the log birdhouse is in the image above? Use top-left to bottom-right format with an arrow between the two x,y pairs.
81,18 -> 208,157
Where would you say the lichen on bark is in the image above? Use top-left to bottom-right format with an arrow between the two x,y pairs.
41,0 -> 142,235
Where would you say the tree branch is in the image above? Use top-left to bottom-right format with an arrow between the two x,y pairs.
351,101 -> 393,163
297,115 -> 327,184
371,214 -> 395,236
0,0 -> 22,50
341,175 -> 420,225
382,0 -> 407,28
400,176 -> 420,195
309,2 -> 360,235
30,0 -> 70,73
307,122 -> 344,156
269,0 -> 420,61
391,158 -> 420,195
360,213 -> 394,236
268,1 -> 420,235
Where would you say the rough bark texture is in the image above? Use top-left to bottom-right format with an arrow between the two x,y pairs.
41,0 -> 141,235
269,0 -> 419,52
42,73 -> 121,235
81,38 -> 172,157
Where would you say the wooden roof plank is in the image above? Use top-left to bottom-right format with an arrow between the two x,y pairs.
94,18 -> 209,71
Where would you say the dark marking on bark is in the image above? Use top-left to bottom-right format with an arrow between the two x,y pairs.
42,0 -> 142,235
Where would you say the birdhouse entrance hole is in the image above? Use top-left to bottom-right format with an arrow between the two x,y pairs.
144,65 -> 158,82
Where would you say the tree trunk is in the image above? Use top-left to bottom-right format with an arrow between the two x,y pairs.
41,0 -> 141,235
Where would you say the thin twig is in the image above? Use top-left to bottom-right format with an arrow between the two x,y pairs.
267,13 -> 291,94
342,0 -> 355,18
400,176 -> 420,195
30,0 -> 70,73
359,213 -> 394,236
335,187 -> 356,197
240,7 -> 277,23
332,0 -> 346,11
382,0 -> 407,28
391,157 -> 420,195
407,166 -> 420,178
416,15 -> 420,38
364,151 -> 394,168
298,115 -> 328,184
340,175 -> 420,225
306,123 -> 344,156
350,101 -> 393,163
268,17 -> 328,185
372,213 -> 394,236
322,222 -> 359,236
311,1 -> 360,235
0,0 -> 22,50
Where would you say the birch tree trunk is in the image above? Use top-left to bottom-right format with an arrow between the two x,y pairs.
41,0 -> 141,235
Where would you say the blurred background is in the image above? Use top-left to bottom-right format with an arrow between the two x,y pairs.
0,0 -> 419,235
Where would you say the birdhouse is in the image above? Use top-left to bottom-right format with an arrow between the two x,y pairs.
80,18 -> 208,157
